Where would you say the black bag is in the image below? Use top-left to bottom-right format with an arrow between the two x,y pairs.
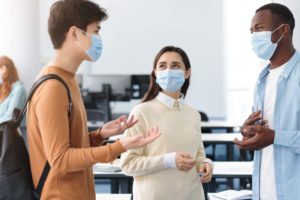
0,74 -> 72,200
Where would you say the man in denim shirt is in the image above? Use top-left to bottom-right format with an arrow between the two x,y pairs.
234,3 -> 300,200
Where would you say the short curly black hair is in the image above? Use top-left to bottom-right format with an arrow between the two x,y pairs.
256,3 -> 295,36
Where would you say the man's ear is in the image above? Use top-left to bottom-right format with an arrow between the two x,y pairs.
68,26 -> 78,41
185,68 -> 191,79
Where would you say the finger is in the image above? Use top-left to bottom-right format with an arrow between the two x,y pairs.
244,115 -> 262,126
182,158 -> 196,166
250,110 -> 261,118
127,115 -> 134,124
128,119 -> 139,128
200,172 -> 210,180
116,115 -> 127,123
248,125 -> 264,133
203,163 -> 211,174
234,137 -> 257,150
198,164 -> 205,173
181,153 -> 193,159
200,174 -> 212,183
233,138 -> 244,146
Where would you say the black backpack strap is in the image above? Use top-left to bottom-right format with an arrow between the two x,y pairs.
15,74 -> 72,126
15,74 -> 72,199
32,162 -> 50,199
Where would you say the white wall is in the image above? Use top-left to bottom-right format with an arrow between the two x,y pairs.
93,0 -> 226,119
0,0 -> 40,90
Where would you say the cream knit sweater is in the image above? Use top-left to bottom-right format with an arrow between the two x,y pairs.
120,98 -> 206,200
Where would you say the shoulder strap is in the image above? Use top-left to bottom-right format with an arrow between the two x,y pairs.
15,74 -> 73,126
15,74 -> 72,199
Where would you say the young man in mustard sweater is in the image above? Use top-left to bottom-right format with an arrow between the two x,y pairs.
26,0 -> 160,199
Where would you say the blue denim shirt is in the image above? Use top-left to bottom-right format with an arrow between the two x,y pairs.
252,51 -> 300,200
0,81 -> 27,123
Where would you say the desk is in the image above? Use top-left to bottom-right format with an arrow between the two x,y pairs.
96,194 -> 131,200
201,121 -> 241,133
93,161 -> 252,193
213,161 -> 252,178
94,169 -> 133,194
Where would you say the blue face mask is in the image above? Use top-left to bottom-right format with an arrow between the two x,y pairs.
78,29 -> 103,62
251,24 -> 285,60
156,69 -> 185,92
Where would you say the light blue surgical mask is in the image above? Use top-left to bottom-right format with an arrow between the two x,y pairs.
251,24 -> 285,60
156,69 -> 185,92
0,76 -> 2,85
77,29 -> 103,62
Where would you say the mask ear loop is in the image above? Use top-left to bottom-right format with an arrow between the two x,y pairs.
272,24 -> 287,44
75,28 -> 90,52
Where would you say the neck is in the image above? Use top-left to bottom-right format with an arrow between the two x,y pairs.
269,41 -> 295,69
48,48 -> 83,74
162,90 -> 181,99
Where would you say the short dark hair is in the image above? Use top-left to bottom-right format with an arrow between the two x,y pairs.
48,0 -> 108,49
142,46 -> 191,103
256,3 -> 295,36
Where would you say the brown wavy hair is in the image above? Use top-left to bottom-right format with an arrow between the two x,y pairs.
0,56 -> 20,101
142,46 -> 191,103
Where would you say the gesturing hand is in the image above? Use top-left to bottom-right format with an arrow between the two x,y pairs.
175,153 -> 196,172
241,111 -> 268,138
233,125 -> 275,150
120,126 -> 160,150
100,115 -> 138,138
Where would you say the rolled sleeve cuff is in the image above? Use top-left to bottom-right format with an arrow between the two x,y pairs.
163,152 -> 176,169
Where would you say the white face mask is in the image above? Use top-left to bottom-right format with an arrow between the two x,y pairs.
251,24 -> 285,60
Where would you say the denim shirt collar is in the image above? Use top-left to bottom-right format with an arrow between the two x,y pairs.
258,51 -> 300,84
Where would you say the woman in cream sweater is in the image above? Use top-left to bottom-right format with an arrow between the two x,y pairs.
121,46 -> 213,200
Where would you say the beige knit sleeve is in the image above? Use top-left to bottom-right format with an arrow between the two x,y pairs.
120,106 -> 165,177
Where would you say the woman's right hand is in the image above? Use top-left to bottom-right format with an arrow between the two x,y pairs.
120,126 -> 160,150
175,152 -> 196,171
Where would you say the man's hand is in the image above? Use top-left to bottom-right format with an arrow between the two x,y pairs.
175,153 -> 196,172
241,111 -> 268,138
120,126 -> 160,150
199,162 -> 213,183
100,115 -> 138,138
233,125 -> 275,150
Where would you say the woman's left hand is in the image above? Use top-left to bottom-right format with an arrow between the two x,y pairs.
100,115 -> 138,138
199,162 -> 213,183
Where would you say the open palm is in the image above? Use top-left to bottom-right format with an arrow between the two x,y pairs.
100,115 -> 138,138
120,126 -> 160,150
